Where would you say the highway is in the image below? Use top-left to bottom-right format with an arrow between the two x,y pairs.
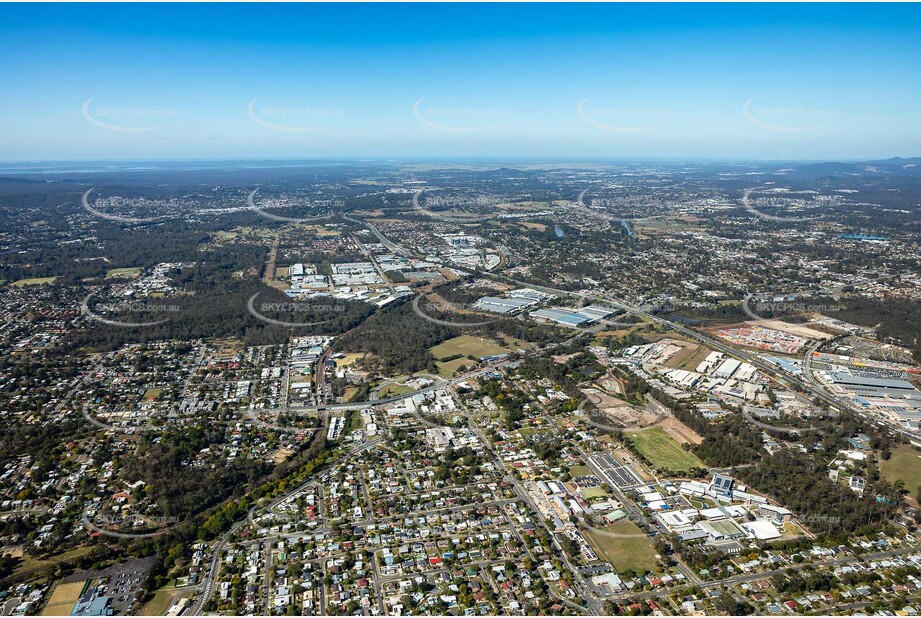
803,337 -> 918,441
343,210 -> 856,420
184,212 -> 916,615
479,271 -> 874,420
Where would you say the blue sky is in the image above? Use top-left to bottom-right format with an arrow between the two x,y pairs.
1,3 -> 920,161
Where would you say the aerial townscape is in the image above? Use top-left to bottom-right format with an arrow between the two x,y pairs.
1,157 -> 921,617
2,2 -> 921,617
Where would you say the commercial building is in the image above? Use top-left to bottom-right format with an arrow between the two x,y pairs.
531,308 -> 591,327
473,296 -> 536,314
698,519 -> 747,541
710,474 -> 735,498
742,520 -> 782,540
757,504 -> 793,524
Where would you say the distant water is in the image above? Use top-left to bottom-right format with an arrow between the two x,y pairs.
554,225 -> 564,238
0,159 -> 343,175
838,233 -> 887,241
620,219 -> 634,236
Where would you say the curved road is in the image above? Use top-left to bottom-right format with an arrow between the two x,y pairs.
81,511 -> 175,539
187,211 -> 915,614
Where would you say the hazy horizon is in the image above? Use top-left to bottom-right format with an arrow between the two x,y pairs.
2,154 -> 919,168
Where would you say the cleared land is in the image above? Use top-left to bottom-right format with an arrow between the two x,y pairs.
105,267 -> 142,279
584,519 -> 659,573
378,383 -> 413,397
583,387 -> 661,429
579,486 -> 607,499
11,277 -> 56,287
429,335 -> 509,361
271,447 -> 295,464
672,344 -> 712,371
663,341 -> 702,369
343,386 -> 360,401
334,353 -> 364,367
140,584 -> 186,616
753,319 -> 834,340
8,546 -> 94,584
628,427 -> 705,473
518,221 -> 548,231
499,335 -> 531,351
880,445 -> 921,508
658,416 -> 704,446
435,357 -> 473,378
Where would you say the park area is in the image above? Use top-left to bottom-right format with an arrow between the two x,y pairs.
40,581 -> 84,616
583,519 -> 659,574
11,277 -> 56,287
627,427 -> 705,473
429,335 -> 511,361
140,583 -> 187,616
880,444 -> 921,507
430,335 -> 521,377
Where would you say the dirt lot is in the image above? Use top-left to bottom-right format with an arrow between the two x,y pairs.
597,375 -> 624,395
670,344 -> 713,371
664,341 -> 703,369
583,386 -> 703,445
582,388 -> 661,428
753,319 -> 834,340
271,447 -> 295,464
658,416 -> 704,445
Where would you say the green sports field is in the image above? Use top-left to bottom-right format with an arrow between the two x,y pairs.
428,335 -> 510,360
628,427 -> 705,473
583,519 -> 659,573
880,445 -> 921,507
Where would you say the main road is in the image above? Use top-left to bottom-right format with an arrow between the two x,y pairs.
189,209 -> 910,614
339,211 -> 920,451
342,209 -> 864,420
